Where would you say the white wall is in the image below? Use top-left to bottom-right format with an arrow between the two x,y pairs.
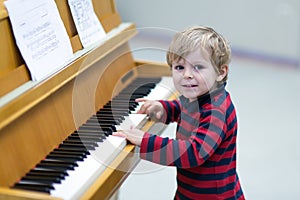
115,0 -> 300,63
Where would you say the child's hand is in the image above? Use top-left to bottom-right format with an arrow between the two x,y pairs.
113,126 -> 145,146
136,98 -> 164,121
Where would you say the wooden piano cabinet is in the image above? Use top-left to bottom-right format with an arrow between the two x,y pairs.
0,0 -> 175,199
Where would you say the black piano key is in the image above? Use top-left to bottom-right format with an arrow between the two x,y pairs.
87,117 -> 122,124
108,100 -> 138,107
97,111 -> 130,119
86,119 -> 119,126
100,107 -> 132,112
47,154 -> 85,162
13,184 -> 52,193
76,126 -> 113,136
98,108 -> 129,113
67,135 -> 104,142
55,147 -> 90,154
93,122 -> 119,128
103,103 -> 136,111
118,89 -> 150,94
63,140 -> 99,149
52,148 -> 89,157
30,168 -> 69,176
59,143 -> 95,151
95,113 -> 126,120
88,117 -> 123,125
41,159 -> 78,166
29,168 -> 69,184
27,171 -> 66,179
67,133 -> 106,143
79,125 -> 115,133
84,121 -> 116,127
36,162 -> 75,171
73,130 -> 107,137
63,138 -> 99,145
96,124 -> 116,131
14,181 -> 54,191
21,175 -> 61,184
109,99 -> 136,104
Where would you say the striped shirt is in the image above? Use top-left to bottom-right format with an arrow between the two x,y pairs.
140,84 -> 245,199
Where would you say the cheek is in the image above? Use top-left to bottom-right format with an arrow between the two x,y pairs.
172,73 -> 182,90
172,71 -> 182,82
203,72 -> 218,86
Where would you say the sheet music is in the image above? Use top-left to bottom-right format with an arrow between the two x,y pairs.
4,0 -> 73,81
68,0 -> 106,48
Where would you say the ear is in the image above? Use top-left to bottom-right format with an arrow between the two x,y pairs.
216,64 -> 228,82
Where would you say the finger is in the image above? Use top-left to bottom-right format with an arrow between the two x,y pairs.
112,132 -> 126,138
156,111 -> 162,119
135,98 -> 147,103
137,103 -> 150,114
137,105 -> 146,114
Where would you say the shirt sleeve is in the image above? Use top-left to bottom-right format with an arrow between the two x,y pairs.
140,108 -> 227,168
158,100 -> 181,124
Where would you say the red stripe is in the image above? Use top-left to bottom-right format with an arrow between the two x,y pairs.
178,172 -> 237,188
152,136 -> 163,163
140,132 -> 151,158
177,186 -> 219,200
199,161 -> 236,174
166,140 -> 174,166
179,141 -> 189,167
209,148 -> 236,162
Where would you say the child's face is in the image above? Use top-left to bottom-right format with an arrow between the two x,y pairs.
171,49 -> 219,102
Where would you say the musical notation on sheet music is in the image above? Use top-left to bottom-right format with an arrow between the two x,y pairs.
4,0 -> 73,81
68,0 -> 106,48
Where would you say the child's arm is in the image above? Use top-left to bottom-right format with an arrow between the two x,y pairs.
140,108 -> 227,168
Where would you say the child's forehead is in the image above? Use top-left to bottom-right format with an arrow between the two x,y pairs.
178,48 -> 210,60
173,49 -> 211,64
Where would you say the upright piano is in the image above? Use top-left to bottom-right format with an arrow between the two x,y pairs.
0,0 -> 177,199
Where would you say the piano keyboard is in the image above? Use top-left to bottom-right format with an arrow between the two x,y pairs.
12,76 -> 175,200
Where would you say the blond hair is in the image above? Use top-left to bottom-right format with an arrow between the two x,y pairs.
166,26 -> 231,83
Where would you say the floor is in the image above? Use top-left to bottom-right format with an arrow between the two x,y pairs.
114,36 -> 300,200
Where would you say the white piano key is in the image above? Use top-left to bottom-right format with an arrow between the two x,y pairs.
115,113 -> 147,130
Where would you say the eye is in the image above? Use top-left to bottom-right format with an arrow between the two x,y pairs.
174,65 -> 184,71
193,65 -> 204,71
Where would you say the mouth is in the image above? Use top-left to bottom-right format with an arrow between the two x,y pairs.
182,84 -> 198,88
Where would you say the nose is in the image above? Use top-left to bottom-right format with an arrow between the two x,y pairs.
183,68 -> 193,79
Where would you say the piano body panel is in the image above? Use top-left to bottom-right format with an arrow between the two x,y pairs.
0,0 -> 177,199
135,60 -> 172,77
0,8 -> 23,77
0,188 -> 61,200
0,64 -> 30,97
